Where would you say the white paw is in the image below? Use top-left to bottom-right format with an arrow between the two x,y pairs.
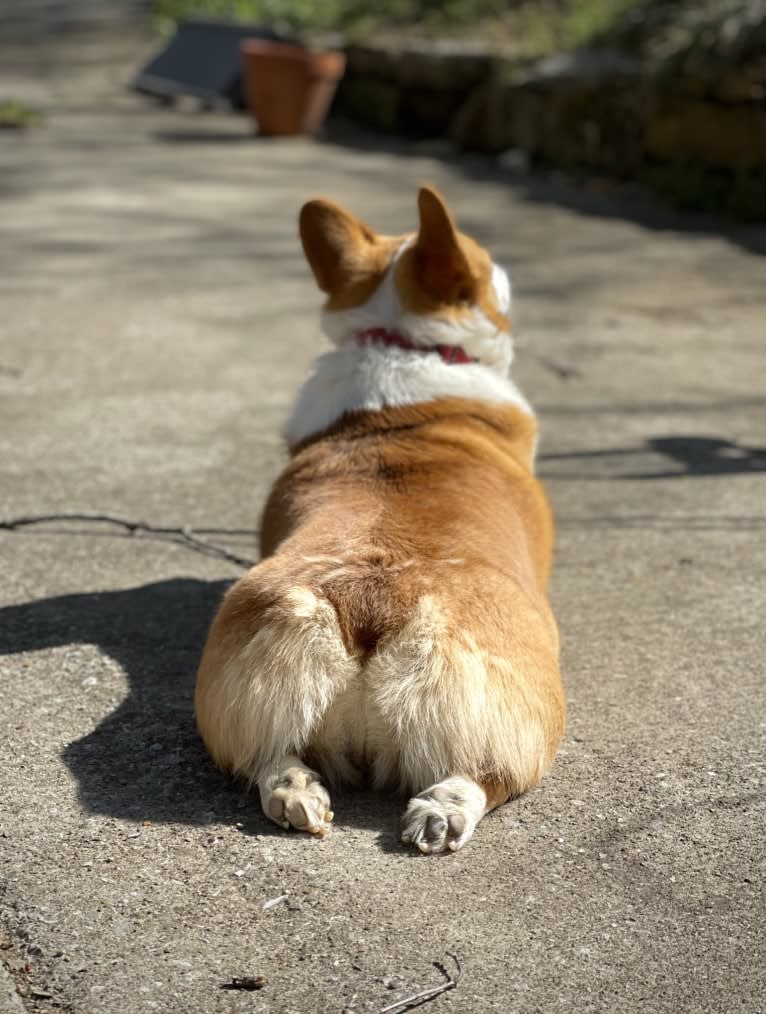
260,766 -> 333,837
400,777 -> 486,854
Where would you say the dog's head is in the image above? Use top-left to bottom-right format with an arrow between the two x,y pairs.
299,186 -> 513,373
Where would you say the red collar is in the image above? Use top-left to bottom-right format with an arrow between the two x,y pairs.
356,327 -> 476,365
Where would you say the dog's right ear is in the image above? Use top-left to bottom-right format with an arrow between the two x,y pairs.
299,199 -> 378,295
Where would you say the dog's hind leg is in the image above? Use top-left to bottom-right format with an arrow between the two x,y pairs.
368,593 -> 563,854
258,756 -> 334,836
195,575 -> 358,835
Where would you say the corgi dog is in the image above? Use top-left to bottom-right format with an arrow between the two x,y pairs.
195,186 -> 565,854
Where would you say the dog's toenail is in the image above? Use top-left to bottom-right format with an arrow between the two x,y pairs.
268,798 -> 285,822
287,801 -> 310,828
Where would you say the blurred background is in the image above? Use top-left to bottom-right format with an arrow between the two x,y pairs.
2,0 -> 765,218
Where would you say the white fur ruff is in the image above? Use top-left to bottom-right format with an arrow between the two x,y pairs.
284,343 -> 532,447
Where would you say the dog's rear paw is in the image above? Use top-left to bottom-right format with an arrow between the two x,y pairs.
400,777 -> 487,854
260,764 -> 333,837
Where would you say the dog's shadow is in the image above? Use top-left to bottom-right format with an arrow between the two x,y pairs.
0,577 -> 406,842
0,578 -> 245,825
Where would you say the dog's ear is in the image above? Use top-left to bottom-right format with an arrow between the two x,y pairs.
299,199 -> 378,294
413,186 -> 477,305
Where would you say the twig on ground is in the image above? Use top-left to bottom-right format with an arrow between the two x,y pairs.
378,952 -> 462,1014
0,512 -> 257,568
220,975 -> 266,991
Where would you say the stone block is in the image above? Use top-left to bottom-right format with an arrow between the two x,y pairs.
646,96 -> 766,168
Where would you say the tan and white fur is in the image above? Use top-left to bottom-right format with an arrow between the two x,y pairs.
195,187 -> 565,853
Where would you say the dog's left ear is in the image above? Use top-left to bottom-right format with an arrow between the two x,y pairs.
413,186 -> 478,305
299,198 -> 378,295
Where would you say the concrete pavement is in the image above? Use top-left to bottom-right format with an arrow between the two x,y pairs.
1,28 -> 765,1014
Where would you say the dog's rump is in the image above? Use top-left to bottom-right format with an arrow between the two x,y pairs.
195,555 -> 563,794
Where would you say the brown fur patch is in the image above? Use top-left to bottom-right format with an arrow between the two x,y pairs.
481,777 -> 518,812
299,198 -> 405,312
395,187 -> 510,332
267,398 -> 548,586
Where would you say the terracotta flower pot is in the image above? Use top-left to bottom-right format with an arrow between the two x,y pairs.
241,40 -> 346,136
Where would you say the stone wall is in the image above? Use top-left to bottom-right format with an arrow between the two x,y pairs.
336,42 -> 495,138
335,18 -> 766,188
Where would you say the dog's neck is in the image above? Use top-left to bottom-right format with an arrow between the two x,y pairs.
283,334 -> 533,449
355,327 -> 478,366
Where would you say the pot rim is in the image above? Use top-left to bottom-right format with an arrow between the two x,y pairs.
240,39 -> 345,62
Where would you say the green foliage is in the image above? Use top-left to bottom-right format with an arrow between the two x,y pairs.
508,0 -> 634,58
154,0 -> 513,34
153,0 -> 639,54
564,0 -> 634,45
0,100 -> 44,128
